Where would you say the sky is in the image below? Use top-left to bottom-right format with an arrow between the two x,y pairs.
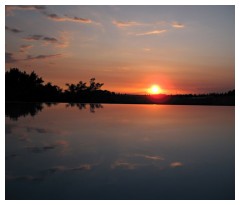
5,5 -> 235,94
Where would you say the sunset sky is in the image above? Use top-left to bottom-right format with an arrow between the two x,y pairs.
5,5 -> 234,94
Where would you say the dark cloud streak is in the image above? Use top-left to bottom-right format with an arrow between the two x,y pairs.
43,12 -> 92,23
23,35 -> 59,44
5,52 -> 61,63
6,5 -> 46,15
15,5 -> 46,10
43,12 -> 63,21
42,37 -> 58,44
5,26 -> 22,33
6,5 -> 46,16
25,54 -> 61,61
23,35 -> 44,41
71,16 -> 92,23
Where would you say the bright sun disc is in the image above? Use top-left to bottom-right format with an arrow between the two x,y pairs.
149,85 -> 161,94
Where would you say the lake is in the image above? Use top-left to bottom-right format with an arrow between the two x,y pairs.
5,103 -> 235,200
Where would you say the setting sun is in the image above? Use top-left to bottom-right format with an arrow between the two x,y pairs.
148,85 -> 162,94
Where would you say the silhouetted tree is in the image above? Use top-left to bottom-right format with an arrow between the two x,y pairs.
76,81 -> 87,92
43,82 -> 62,100
65,78 -> 103,93
88,78 -> 104,91
6,68 -> 62,101
65,83 -> 77,94
227,90 -> 235,96
64,78 -> 105,101
6,68 -> 44,101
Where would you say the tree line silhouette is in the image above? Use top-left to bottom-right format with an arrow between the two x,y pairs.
6,68 -> 115,102
5,68 -> 235,105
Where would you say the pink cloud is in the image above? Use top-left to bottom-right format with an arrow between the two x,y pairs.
112,20 -> 141,28
170,162 -> 184,168
136,30 -> 167,36
172,22 -> 185,28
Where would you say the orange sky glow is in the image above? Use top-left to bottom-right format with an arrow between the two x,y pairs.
5,5 -> 234,94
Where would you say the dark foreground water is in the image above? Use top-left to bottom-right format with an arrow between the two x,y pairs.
5,103 -> 235,200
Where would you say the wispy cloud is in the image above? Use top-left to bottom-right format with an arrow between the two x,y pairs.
5,52 -> 61,63
6,5 -> 46,15
136,29 -> 167,36
42,37 -> 58,43
141,155 -> 164,160
25,54 -> 61,61
113,19 -> 185,34
6,175 -> 44,182
172,22 -> 185,28
43,13 -> 63,21
134,153 -> 165,160
5,26 -> 22,33
19,45 -> 33,53
70,16 -> 92,23
170,162 -> 183,168
64,16 -> 92,23
23,34 -> 43,41
42,163 -> 95,176
23,33 -> 70,48
23,34 -> 62,47
112,20 -> 141,28
7,5 -> 46,11
44,12 -> 92,24
23,34 -> 58,43
111,159 -> 138,170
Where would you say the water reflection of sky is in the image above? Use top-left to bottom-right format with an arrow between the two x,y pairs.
5,103 -> 235,199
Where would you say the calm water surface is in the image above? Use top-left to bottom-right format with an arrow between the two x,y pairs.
5,103 -> 235,199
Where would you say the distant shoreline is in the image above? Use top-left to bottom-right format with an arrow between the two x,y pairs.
5,94 -> 235,106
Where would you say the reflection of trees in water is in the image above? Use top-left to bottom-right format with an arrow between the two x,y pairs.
44,102 -> 59,107
6,103 -> 104,120
66,103 -> 86,110
5,102 -> 59,120
5,103 -> 44,121
66,103 -> 103,113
